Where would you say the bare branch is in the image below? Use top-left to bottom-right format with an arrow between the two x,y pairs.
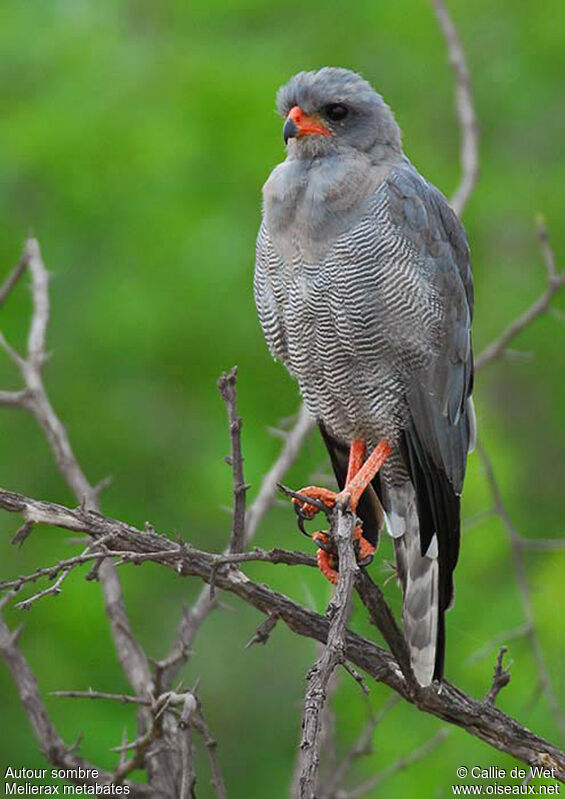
158,401 -> 314,687
476,219 -> 564,370
0,613 -> 153,798
336,728 -> 451,798
485,647 -> 511,706
0,250 -> 28,307
0,485 -> 564,778
24,238 -> 50,369
476,440 -> 565,739
52,689 -> 151,706
297,509 -> 366,798
0,389 -> 29,406
218,366 -> 248,553
433,0 -> 479,217
180,727 -> 197,799
467,623 -> 532,665
245,612 -> 279,649
192,707 -> 227,799
319,696 -> 400,799
0,238 -> 176,794
245,403 -> 315,544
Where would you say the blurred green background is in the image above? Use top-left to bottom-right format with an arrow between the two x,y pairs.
1,0 -> 564,796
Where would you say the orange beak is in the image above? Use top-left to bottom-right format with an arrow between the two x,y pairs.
283,105 -> 331,143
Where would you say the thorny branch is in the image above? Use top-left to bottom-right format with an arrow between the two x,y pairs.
485,648 -> 512,707
155,399 -> 314,690
296,510 -> 358,798
0,239 -> 191,795
0,614 -> 152,798
218,366 -> 248,553
1,2 -> 565,797
0,485 -> 564,781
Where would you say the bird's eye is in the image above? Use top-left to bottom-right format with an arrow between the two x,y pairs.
325,103 -> 349,122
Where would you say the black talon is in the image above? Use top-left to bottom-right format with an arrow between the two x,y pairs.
313,533 -> 334,554
294,504 -> 310,538
353,536 -> 373,567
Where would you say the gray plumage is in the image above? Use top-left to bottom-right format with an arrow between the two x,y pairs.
254,67 -> 474,685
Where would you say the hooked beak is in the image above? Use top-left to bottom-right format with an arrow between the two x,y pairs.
283,105 -> 331,144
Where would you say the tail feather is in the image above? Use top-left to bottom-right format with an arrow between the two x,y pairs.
385,482 -> 441,686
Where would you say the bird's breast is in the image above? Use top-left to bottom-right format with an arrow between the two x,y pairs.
263,154 -> 392,264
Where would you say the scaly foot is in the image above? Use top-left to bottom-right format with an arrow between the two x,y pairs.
312,528 -> 376,584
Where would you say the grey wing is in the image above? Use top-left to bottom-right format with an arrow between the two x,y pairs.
386,164 -> 474,622
254,220 -> 289,365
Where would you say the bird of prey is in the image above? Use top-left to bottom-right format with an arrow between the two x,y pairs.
254,68 -> 475,686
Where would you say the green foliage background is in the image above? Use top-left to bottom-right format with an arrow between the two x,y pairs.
1,0 -> 564,796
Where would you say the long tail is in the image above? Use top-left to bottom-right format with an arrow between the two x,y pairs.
385,482 -> 441,686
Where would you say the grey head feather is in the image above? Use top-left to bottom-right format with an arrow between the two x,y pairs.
276,67 -> 402,160
264,68 -> 405,261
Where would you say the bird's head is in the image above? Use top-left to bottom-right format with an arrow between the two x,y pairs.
276,67 -> 402,160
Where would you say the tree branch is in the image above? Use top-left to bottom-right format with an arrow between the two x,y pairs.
218,366 -> 248,553
0,486 -> 563,780
0,238 -> 177,794
157,402 -> 314,688
296,509 -> 358,798
476,218 -> 564,370
476,440 -> 565,739
433,0 -> 479,217
0,614 -> 153,798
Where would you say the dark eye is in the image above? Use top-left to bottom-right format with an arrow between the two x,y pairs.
325,103 -> 349,122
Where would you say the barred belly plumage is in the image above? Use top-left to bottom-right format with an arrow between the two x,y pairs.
257,187 -> 443,451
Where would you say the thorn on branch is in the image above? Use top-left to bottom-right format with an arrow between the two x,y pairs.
245,612 -> 279,649
485,646 -> 511,705
341,661 -> 370,696
11,520 -> 34,548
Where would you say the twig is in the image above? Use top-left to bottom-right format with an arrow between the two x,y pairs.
0,545 -> 315,600
341,662 -> 370,696
0,485 -> 564,778
319,696 -> 400,799
485,647 -> 511,706
0,389 -> 29,406
0,238 -> 175,794
218,366 -> 248,553
180,727 -> 197,799
245,612 -> 279,648
52,689 -> 151,706
336,728 -> 451,798
466,623 -> 532,665
296,508 -> 360,798
476,218 -> 564,370
157,402 -> 314,688
0,614 -> 152,797
245,403 -> 314,544
0,249 -> 28,307
192,708 -> 227,799
433,0 -> 479,217
476,440 -> 565,739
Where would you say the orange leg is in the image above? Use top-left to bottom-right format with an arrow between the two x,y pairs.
346,438 -> 366,483
337,439 -> 393,512
294,438 -> 391,584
